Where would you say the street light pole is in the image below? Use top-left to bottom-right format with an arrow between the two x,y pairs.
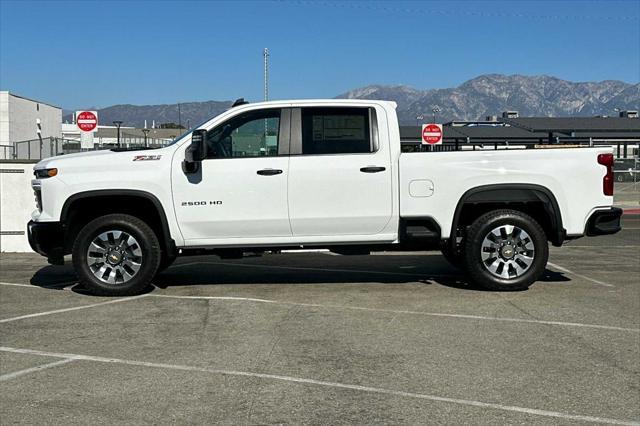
142,128 -> 150,148
432,106 -> 440,123
113,121 -> 123,148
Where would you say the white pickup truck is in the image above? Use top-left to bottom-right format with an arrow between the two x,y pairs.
28,99 -> 622,295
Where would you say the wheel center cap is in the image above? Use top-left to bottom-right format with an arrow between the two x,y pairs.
107,251 -> 122,265
501,245 -> 515,259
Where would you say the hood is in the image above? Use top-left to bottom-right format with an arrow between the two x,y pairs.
34,146 -> 173,172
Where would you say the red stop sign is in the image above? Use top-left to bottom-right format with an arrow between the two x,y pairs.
422,124 -> 442,145
77,111 -> 98,132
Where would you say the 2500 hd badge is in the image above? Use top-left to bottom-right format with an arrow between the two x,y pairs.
181,200 -> 223,206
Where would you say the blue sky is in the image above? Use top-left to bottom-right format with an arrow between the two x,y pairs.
1,0 -> 638,109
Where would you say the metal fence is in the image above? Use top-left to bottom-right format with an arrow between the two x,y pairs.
1,136 -> 172,161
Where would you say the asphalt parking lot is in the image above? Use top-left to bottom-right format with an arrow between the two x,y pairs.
1,216 -> 639,425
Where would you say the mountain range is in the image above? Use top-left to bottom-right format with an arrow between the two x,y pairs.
64,74 -> 640,127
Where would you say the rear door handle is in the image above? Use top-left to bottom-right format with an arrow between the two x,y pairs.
257,168 -> 283,176
360,166 -> 386,173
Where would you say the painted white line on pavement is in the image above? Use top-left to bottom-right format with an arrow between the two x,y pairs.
0,282 -> 36,288
547,262 -> 614,287
280,249 -> 331,253
148,294 -> 639,333
0,346 -> 636,425
557,245 -> 640,248
0,358 -> 74,382
171,261 -> 456,279
0,281 -> 76,289
0,295 -> 148,323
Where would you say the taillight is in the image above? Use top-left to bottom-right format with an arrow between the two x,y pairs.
597,153 -> 614,196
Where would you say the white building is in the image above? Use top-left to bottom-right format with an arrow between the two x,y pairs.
0,92 -> 62,159
62,123 -> 178,147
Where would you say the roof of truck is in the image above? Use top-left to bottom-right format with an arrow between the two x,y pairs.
233,99 -> 398,108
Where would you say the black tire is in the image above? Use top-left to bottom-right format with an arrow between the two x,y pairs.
440,241 -> 465,269
464,209 -> 548,291
72,214 -> 161,296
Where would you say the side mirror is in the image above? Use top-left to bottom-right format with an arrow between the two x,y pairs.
182,129 -> 207,174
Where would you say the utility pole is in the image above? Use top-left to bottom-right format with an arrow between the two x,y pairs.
178,103 -> 182,129
263,48 -> 269,151
263,48 -> 269,102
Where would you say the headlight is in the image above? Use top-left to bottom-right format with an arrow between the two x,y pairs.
34,168 -> 58,178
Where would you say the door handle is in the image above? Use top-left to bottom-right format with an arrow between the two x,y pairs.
360,166 -> 386,173
257,168 -> 283,176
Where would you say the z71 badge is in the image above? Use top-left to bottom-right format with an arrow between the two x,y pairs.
133,155 -> 162,161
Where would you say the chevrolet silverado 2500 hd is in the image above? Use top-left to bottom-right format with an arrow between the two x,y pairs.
28,99 -> 622,295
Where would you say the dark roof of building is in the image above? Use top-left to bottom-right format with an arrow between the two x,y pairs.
400,117 -> 640,141
399,126 -> 468,139
502,117 -> 640,133
448,125 -> 543,139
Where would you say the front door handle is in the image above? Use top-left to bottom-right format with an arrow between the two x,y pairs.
360,166 -> 386,173
257,168 -> 283,176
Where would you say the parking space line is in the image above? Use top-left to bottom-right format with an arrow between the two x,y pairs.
0,281 -> 76,289
547,262 -> 614,287
557,245 -> 640,248
0,346 -> 636,425
171,261 -> 456,279
0,358 -> 74,382
0,295 -> 148,324
0,282 -> 37,288
148,294 -> 639,333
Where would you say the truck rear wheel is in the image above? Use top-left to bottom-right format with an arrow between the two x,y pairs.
72,214 -> 161,296
464,209 -> 548,291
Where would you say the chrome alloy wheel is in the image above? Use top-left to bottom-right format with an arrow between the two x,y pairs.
480,224 -> 535,279
86,230 -> 142,285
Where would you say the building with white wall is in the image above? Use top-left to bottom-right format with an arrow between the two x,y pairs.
0,92 -> 62,159
62,123 -> 177,147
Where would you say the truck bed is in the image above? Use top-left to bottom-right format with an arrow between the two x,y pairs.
399,147 -> 614,238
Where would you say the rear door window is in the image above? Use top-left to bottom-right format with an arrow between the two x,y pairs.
301,107 -> 372,155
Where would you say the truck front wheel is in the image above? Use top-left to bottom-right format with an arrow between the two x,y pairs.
464,209 -> 548,291
72,214 -> 161,296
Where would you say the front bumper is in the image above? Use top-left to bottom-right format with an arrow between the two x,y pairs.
27,220 -> 65,264
585,207 -> 622,236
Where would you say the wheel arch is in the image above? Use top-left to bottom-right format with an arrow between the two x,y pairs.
451,184 -> 565,247
60,189 -> 175,255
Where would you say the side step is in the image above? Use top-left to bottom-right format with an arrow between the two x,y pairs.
401,218 -> 441,243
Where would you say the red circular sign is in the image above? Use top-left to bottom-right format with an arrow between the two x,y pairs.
77,111 -> 98,132
422,124 -> 442,144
